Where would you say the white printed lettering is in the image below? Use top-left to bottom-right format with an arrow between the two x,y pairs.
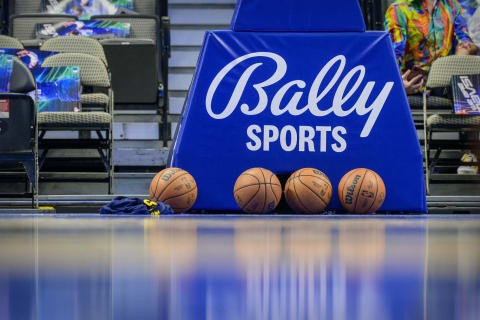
206,52 -> 394,138
263,125 -> 279,151
246,124 -> 262,151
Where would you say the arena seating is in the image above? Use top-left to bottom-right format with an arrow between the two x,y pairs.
4,0 -> 170,148
40,52 -> 114,194
423,55 -> 480,194
9,14 -> 77,47
0,56 -> 38,207
91,15 -> 163,108
0,0 -> 170,195
40,36 -> 108,66
0,34 -> 24,49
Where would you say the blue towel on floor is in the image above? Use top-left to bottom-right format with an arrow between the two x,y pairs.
100,197 -> 174,215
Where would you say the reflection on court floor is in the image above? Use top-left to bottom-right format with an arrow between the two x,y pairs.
0,215 -> 479,320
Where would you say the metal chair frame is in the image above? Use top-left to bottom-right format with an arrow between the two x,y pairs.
0,93 -> 38,208
422,55 -> 480,194
40,53 -> 114,194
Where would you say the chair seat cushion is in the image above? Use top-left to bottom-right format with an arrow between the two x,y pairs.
427,114 -> 480,129
38,112 -> 112,128
408,95 -> 453,110
82,93 -> 109,106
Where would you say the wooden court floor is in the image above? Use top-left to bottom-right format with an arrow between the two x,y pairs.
0,214 -> 479,320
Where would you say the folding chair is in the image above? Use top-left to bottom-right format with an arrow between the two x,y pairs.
40,36 -> 108,67
132,0 -> 160,16
40,52 -> 114,194
9,14 -> 77,48
0,56 -> 38,208
423,55 -> 480,194
91,14 -> 168,144
0,35 -> 24,49
7,0 -> 44,14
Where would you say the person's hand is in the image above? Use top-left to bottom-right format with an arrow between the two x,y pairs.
455,47 -> 470,55
455,42 -> 479,55
402,70 -> 424,95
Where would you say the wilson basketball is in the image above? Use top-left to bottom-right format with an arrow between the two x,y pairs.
234,168 -> 282,214
284,168 -> 332,214
149,168 -> 197,213
338,168 -> 386,214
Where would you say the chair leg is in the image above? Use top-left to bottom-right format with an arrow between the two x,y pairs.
109,128 -> 114,195
430,147 -> 441,174
34,154 -> 39,209
22,160 -> 37,209
35,122 -> 39,209
109,90 -> 115,195
425,130 -> 431,195
423,92 -> 430,195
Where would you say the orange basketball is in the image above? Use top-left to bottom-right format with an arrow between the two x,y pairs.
338,168 -> 386,214
234,168 -> 282,214
149,168 -> 197,213
284,168 -> 332,214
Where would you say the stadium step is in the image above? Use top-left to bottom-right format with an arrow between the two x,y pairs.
168,0 -> 236,140
169,4 -> 235,25
170,24 -> 231,46
169,0 -> 236,4
170,46 -> 202,68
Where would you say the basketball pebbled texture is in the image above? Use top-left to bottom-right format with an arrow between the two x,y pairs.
149,167 -> 198,213
284,168 -> 333,214
234,168 -> 282,214
338,168 -> 386,214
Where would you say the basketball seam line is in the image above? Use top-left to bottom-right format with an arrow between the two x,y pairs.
152,172 -> 163,202
235,182 -> 281,193
269,174 -> 279,205
365,173 -> 379,213
292,177 -> 311,214
162,185 -> 198,202
241,184 -> 261,211
234,172 -> 263,210
341,170 -> 358,206
155,172 -> 188,201
259,168 -> 267,213
152,169 -> 183,198
292,174 -> 331,185
241,173 -> 261,183
353,169 -> 368,213
298,178 -> 328,207
154,172 -> 188,200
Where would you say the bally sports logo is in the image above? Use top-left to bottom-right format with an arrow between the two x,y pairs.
206,52 -> 394,153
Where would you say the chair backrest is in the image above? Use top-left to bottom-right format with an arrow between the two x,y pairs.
9,0 -> 43,15
10,56 -> 37,93
10,14 -> 77,41
90,15 -> 159,46
0,35 -> 25,49
426,55 -> 480,88
0,56 -> 36,152
10,0 -> 159,16
0,94 -> 36,152
133,0 -> 158,16
42,52 -> 110,88
40,36 -> 108,66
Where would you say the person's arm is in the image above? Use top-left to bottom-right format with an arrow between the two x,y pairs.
385,5 -> 423,94
385,5 -> 408,67
452,0 -> 479,55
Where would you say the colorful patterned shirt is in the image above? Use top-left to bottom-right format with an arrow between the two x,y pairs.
457,0 -> 478,19
385,0 -> 474,72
